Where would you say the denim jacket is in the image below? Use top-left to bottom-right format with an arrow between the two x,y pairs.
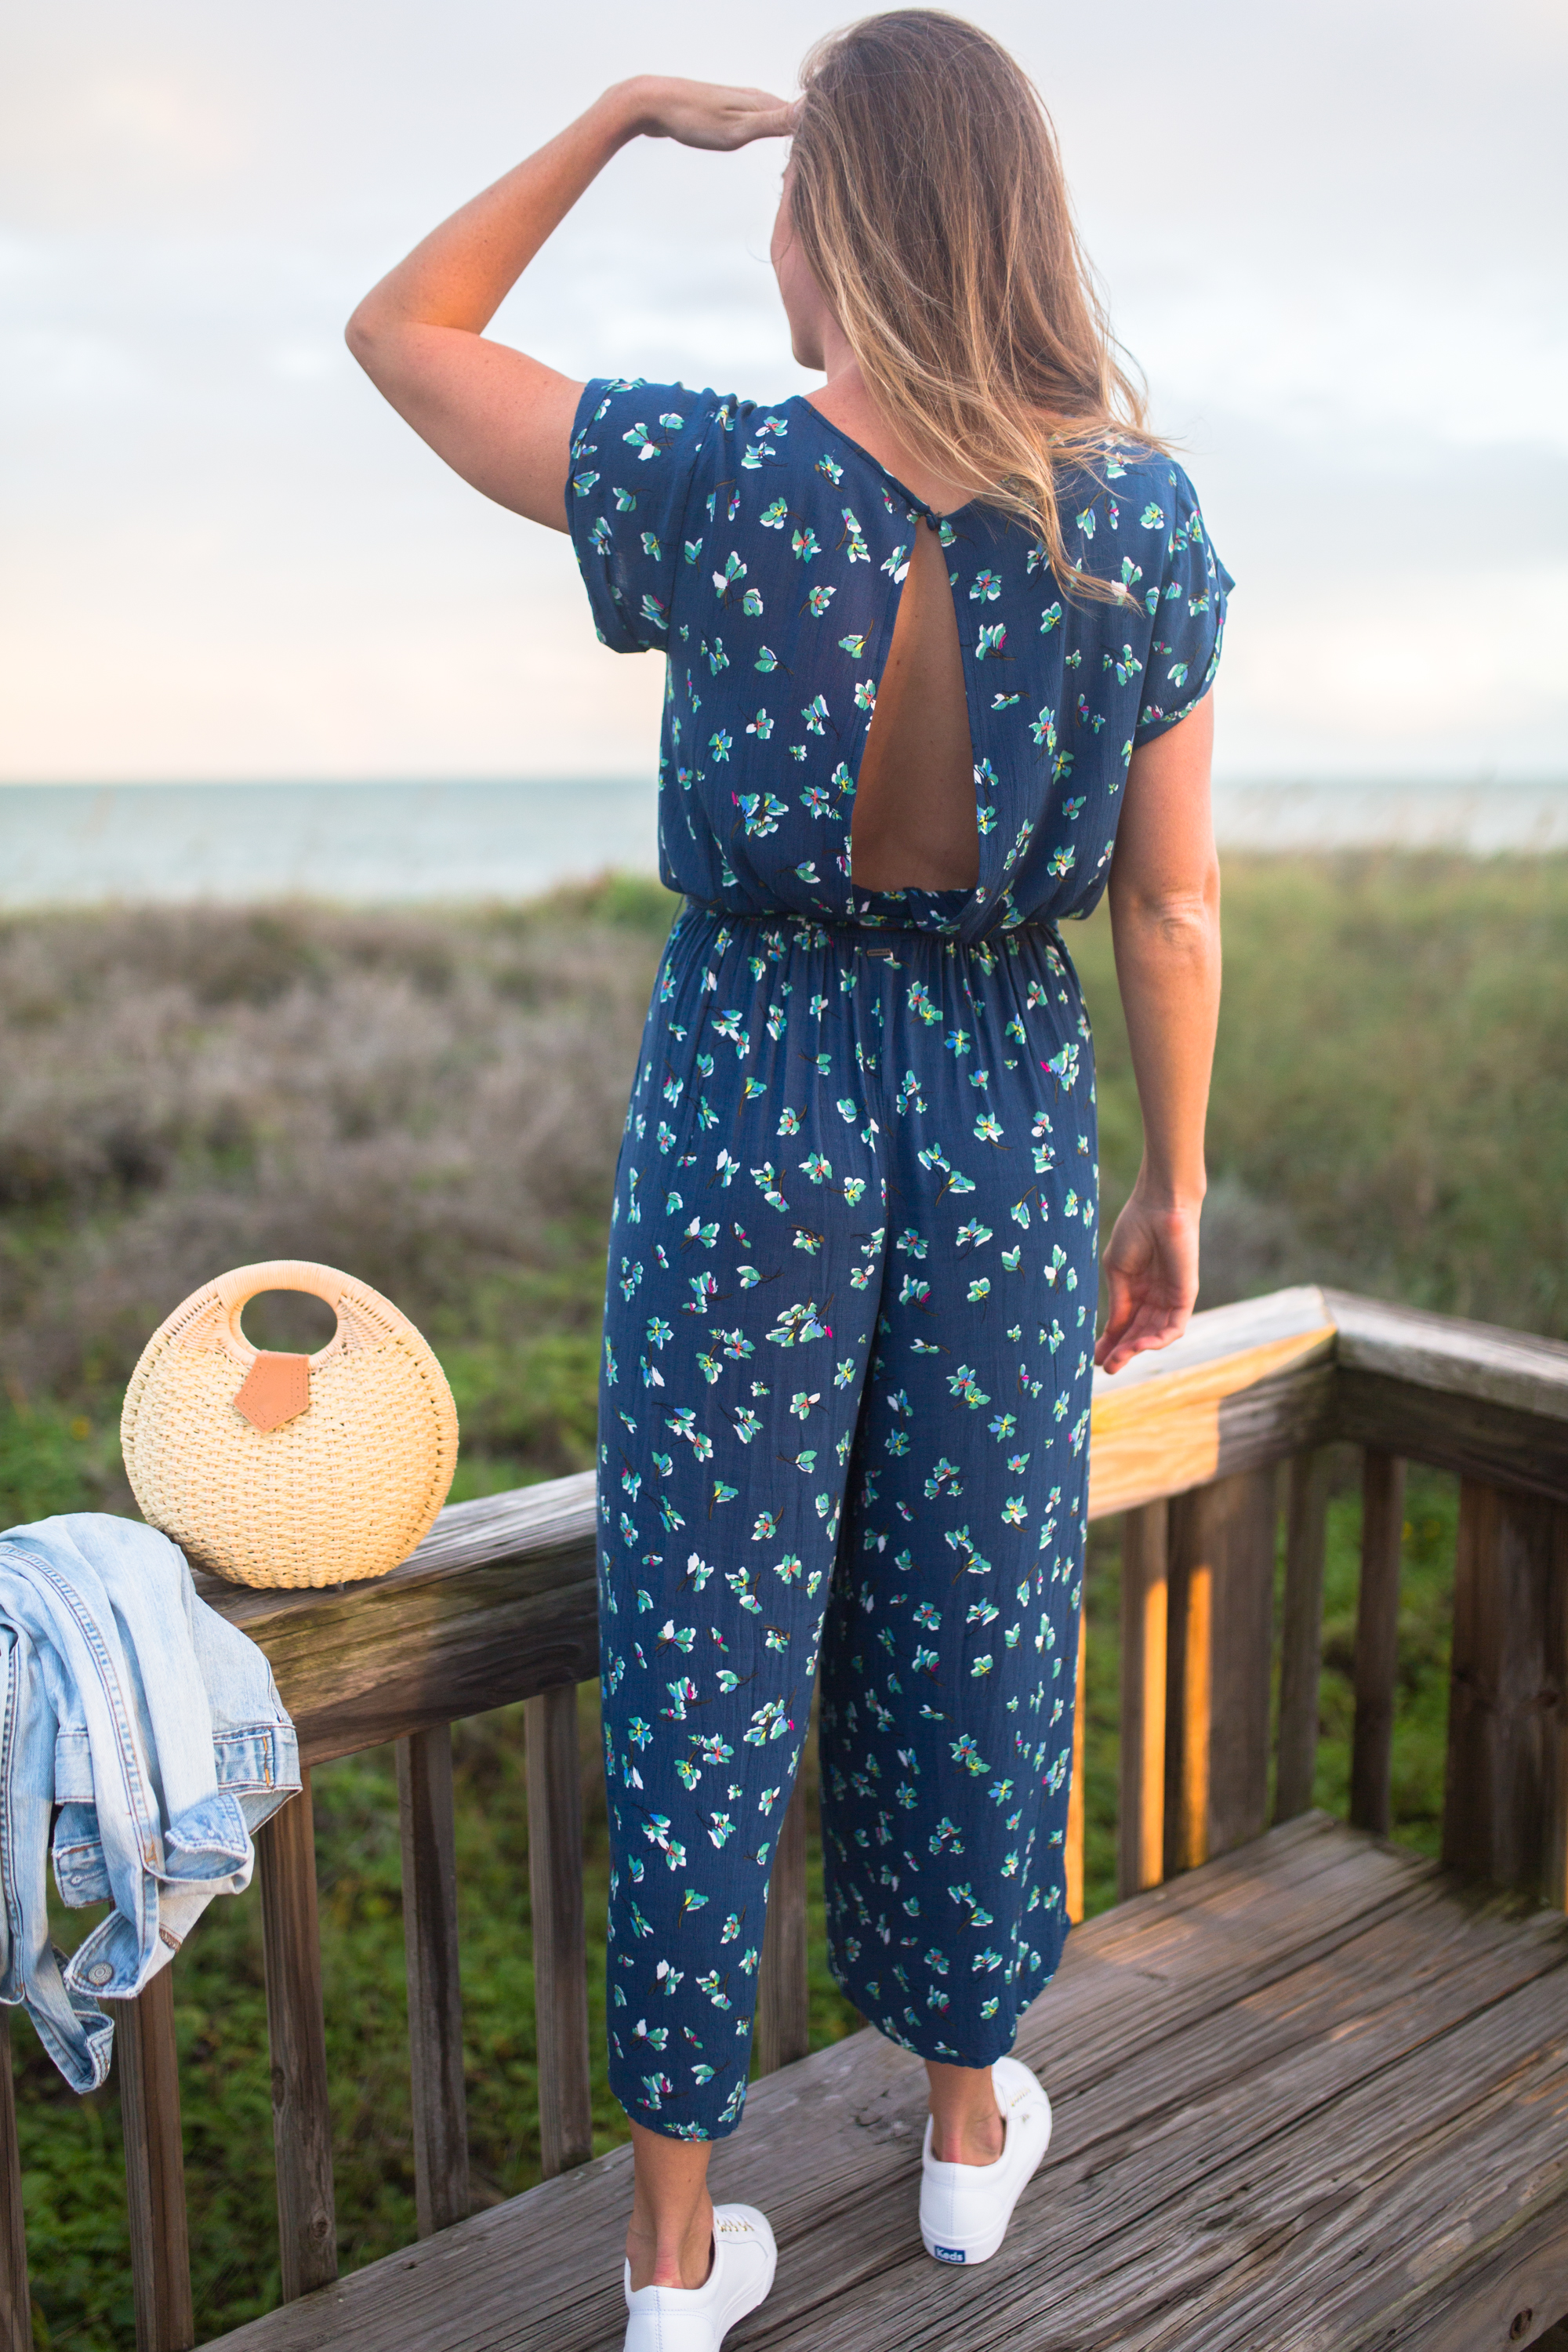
0,1512 -> 299,2091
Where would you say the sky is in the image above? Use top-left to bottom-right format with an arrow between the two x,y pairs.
2,0 -> 1565,786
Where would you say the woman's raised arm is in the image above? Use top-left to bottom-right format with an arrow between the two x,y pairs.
345,77 -> 793,530
1094,693 -> 1221,1377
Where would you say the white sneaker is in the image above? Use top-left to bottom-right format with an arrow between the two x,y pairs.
920,2056 -> 1052,2266
623,2204 -> 778,2350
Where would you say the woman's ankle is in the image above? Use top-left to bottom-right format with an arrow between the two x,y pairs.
928,2107 -> 1005,2165
925,2057 -> 1006,2165
626,2116 -> 716,2291
626,2191 -> 715,2292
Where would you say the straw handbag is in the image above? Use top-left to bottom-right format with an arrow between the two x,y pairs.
122,1259 -> 459,1589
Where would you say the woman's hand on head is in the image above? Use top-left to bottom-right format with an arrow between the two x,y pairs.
345,73 -> 793,537
615,74 -> 797,151
1093,1184 -> 1202,1377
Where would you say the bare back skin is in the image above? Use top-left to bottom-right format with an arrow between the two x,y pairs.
800,362 -> 980,895
848,518 -> 979,892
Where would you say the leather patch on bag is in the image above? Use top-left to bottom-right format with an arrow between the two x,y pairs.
233,1351 -> 310,1433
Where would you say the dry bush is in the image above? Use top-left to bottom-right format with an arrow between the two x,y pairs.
0,885 -> 675,1411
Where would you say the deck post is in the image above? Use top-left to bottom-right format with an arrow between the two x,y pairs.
114,1969 -> 194,2352
1065,1613 -> 1087,1922
1166,1468 -> 1277,1871
396,1728 -> 470,2235
524,1686 -> 594,2176
257,1776 -> 338,2300
1442,1481 -> 1568,1896
1552,1505 -> 1568,1912
2,2009 -> 32,2352
756,1772 -> 809,2076
1349,1450 -> 1405,1835
1117,1501 -> 1168,1898
1276,1450 -> 1330,1821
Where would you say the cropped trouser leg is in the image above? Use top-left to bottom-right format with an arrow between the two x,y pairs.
596,909 -> 1098,2139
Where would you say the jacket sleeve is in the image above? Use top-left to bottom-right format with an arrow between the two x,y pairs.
1132,461 -> 1233,742
567,377 -> 724,653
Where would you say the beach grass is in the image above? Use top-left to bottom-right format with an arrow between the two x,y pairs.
3,852 -> 1565,2347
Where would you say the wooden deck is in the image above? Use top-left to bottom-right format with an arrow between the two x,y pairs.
205,1816 -> 1568,2352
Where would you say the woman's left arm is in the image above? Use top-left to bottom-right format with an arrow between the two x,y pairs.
1094,693 -> 1221,1376
345,76 -> 793,529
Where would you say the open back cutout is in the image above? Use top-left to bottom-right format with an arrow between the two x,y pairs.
849,518 -> 979,893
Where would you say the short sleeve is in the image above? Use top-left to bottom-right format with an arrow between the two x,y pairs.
1132,463 -> 1233,742
567,377 -> 724,654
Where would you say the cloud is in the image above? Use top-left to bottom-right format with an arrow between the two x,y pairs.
2,0 -> 1565,783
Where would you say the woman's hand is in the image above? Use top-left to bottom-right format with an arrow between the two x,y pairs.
618,75 -> 797,151
1094,1184 -> 1202,1377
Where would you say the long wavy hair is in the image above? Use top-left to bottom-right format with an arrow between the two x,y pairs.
789,9 -> 1158,599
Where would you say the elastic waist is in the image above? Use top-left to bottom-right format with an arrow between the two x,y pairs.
679,898 -> 1058,948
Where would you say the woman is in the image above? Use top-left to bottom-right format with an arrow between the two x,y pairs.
348,13 -> 1225,2347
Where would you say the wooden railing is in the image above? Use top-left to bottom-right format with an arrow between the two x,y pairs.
2,1283 -> 1566,2352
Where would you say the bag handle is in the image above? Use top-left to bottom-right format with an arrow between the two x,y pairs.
210,1259 -> 352,1367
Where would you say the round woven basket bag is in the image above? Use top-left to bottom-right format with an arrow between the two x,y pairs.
121,1259 -> 459,1589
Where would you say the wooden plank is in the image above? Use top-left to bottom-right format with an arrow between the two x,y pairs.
198,1820 -> 1438,2351
197,1820 -> 1568,2352
1350,1449 -> 1406,1836
198,1819 -> 1408,2352
524,1686 -> 593,2178
1352,2184 -> 1568,2352
1334,1365 -> 1568,1511
1147,1981 -> 1568,2352
734,1896 -> 1568,2352
1164,1492 -> 1210,1876
1551,1508 -> 1568,1914
1089,1348 -> 1337,1523
197,1478 -> 598,1768
256,1779 -> 337,2300
736,1866 -> 1568,2352
1166,1468 -> 1277,1871
1117,1501 -> 1168,1899
1,2009 -> 31,2352
1275,1448 -> 1330,1822
1443,1481 -> 1568,1899
756,1773 -> 809,2077
114,1969 -> 194,2352
396,1730 -> 470,2236
201,1475 -> 597,1629
1325,1287 -> 1568,1426
1091,1287 -> 1334,1399
1089,1287 -> 1337,1521
1207,1465 -> 1279,1860
1065,1611 -> 1087,1923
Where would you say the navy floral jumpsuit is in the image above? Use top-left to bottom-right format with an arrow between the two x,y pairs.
567,378 -> 1230,2140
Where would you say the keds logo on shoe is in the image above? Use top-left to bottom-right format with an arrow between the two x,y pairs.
932,2246 -> 966,2264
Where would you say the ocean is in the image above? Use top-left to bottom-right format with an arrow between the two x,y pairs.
1,777 -> 1564,907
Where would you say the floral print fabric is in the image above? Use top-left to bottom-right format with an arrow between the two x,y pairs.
568,379 -> 1231,945
567,379 -> 1230,2140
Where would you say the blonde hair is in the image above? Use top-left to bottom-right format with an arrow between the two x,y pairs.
789,9 -> 1160,600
